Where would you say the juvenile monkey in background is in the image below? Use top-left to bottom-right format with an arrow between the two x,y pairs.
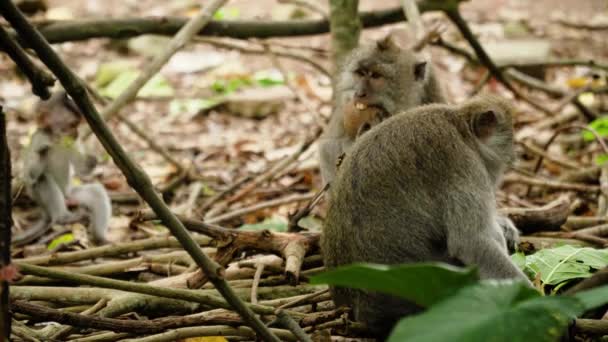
318,35 -> 446,186
22,91 -> 112,244
321,95 -> 531,339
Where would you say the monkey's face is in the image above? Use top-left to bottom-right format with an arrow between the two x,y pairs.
338,43 -> 430,118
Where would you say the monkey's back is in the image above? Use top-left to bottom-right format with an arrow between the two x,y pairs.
321,103 -> 494,338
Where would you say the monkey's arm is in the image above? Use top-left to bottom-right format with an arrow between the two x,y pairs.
30,174 -> 73,223
496,215 -> 520,253
318,138 -> 343,186
447,216 -> 531,285
68,183 -> 111,244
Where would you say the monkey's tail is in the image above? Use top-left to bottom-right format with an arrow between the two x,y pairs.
69,183 -> 112,244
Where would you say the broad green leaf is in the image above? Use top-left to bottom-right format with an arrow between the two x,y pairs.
239,217 -> 287,232
47,233 -> 74,250
572,284 -> 608,311
310,263 -> 478,307
524,245 -> 608,285
511,252 -> 527,270
583,116 -> 608,141
388,280 -> 579,342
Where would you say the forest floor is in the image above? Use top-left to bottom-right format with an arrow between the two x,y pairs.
3,0 -> 608,341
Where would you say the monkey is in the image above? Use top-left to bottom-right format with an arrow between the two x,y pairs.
318,35 -> 447,187
21,91 -> 112,244
321,95 -> 532,340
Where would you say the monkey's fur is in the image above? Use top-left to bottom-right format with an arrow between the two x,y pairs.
319,36 -> 446,186
22,91 -> 112,244
321,95 -> 531,339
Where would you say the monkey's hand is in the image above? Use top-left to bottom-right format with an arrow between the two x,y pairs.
497,215 -> 520,253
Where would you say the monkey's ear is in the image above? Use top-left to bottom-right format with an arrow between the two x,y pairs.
414,61 -> 427,81
472,110 -> 497,142
376,34 -> 398,51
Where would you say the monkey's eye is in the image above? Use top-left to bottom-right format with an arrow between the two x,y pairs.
370,71 -> 382,79
354,69 -> 365,77
38,146 -> 50,157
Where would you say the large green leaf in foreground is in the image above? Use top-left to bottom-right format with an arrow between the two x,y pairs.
310,263 -> 478,307
388,281 -> 581,342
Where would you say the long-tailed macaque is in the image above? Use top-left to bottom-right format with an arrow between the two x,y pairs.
22,91 -> 111,244
321,95 -> 531,339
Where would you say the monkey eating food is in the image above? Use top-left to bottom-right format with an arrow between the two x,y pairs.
318,35 -> 446,187
321,95 -> 532,339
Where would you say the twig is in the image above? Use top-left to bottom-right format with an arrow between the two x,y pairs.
288,184 -> 329,232
500,194 -> 571,234
45,299 -> 108,340
574,223 -> 608,237
275,309 -> 313,342
197,175 -> 252,215
16,236 -> 210,266
0,25 -> 53,98
206,192 -> 315,224
195,37 -> 330,77
503,174 -> 600,193
574,319 -> 608,335
251,263 -> 265,305
9,5 -> 445,44
0,2 -> 281,340
517,140 -> 579,170
0,106 -> 12,340
16,263 -> 276,315
277,289 -> 330,310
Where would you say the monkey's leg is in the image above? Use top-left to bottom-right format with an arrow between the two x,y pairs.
31,174 -> 75,223
68,183 -> 111,244
448,219 -> 531,285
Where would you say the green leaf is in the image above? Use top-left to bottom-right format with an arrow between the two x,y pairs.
388,281 -> 580,342
211,78 -> 252,94
595,153 -> 608,166
169,98 -> 222,116
511,252 -> 527,270
310,263 -> 478,307
583,117 -> 608,141
213,7 -> 240,20
572,284 -> 608,311
253,70 -> 285,87
239,217 -> 287,232
95,61 -> 133,88
47,233 -> 74,250
524,245 -> 608,285
100,71 -> 174,99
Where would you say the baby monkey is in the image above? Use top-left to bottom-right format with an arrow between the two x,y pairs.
22,91 -> 111,244
321,95 -> 531,339
319,35 -> 446,186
